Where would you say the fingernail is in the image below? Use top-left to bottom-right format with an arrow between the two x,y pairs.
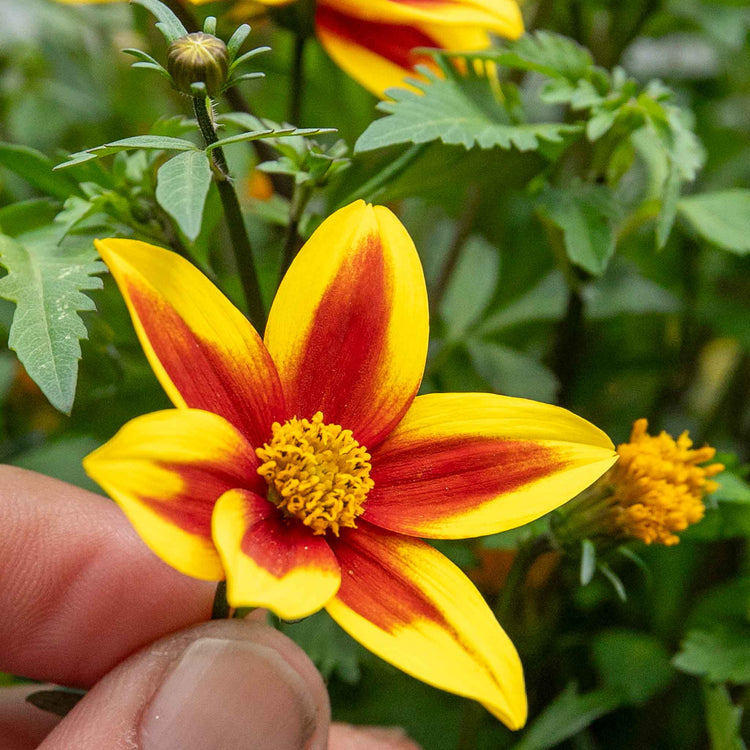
140,637 -> 318,750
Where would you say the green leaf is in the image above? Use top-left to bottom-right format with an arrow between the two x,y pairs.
11,436 -> 101,492
131,0 -> 188,44
439,234 -> 499,340
673,626 -> 750,684
592,629 -> 674,705
227,24 -> 251,62
0,227 -> 105,414
479,31 -> 596,81
477,271 -> 568,335
711,471 -> 750,505
155,151 -> 213,242
355,65 -> 581,154
205,127 -> 336,153
536,184 -> 616,275
56,136 -> 198,170
656,160 -> 682,249
678,190 -> 750,255
0,142 -> 80,200
0,199 -> 60,237
466,340 -> 559,402
513,683 -> 622,750
280,610 -> 366,684
703,683 -> 747,750
580,539 -> 596,585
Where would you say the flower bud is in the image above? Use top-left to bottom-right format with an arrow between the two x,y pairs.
167,32 -> 229,98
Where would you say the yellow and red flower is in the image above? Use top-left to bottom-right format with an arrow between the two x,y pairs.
58,0 -> 524,97
84,200 -> 616,728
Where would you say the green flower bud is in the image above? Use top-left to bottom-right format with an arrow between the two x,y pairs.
167,32 -> 229,98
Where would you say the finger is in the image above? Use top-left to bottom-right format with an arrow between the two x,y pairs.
0,685 -> 61,750
0,466 -> 214,686
329,723 -> 422,749
38,619 -> 330,750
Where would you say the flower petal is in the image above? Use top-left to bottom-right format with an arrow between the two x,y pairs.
326,522 -> 526,729
83,409 -> 261,580
95,238 -> 284,448
321,0 -> 524,35
212,489 -> 341,619
365,393 -> 618,538
264,201 -> 428,448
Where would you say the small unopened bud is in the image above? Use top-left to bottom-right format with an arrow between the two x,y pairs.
167,32 -> 229,98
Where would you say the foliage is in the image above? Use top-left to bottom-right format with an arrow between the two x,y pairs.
0,0 -> 748,747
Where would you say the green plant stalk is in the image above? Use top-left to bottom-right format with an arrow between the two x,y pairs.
279,182 -> 313,281
289,32 -> 308,125
211,580 -> 230,619
193,96 -> 266,332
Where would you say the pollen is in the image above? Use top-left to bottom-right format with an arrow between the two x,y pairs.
255,412 -> 374,536
606,419 -> 724,546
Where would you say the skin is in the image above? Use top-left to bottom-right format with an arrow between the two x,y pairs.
0,465 -> 420,750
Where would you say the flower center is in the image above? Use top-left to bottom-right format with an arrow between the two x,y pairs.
255,412 -> 374,536
607,418 -> 724,545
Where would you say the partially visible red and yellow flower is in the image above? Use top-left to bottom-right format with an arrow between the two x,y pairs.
57,0 -> 524,97
85,200 -> 616,728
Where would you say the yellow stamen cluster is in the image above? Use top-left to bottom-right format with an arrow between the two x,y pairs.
256,412 -> 374,536
606,419 -> 724,545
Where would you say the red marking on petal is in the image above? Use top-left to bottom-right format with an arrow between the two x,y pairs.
331,523 -> 452,633
239,493 -> 337,579
127,284 -> 283,449
141,459 -> 259,538
316,7 -> 440,71
365,438 -> 565,528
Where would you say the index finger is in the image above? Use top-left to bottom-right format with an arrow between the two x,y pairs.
0,466 -> 214,686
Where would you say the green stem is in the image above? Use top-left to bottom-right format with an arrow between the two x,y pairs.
335,144 -> 428,209
193,96 -> 266,332
211,580 -> 230,619
288,32 -> 308,125
279,183 -> 313,281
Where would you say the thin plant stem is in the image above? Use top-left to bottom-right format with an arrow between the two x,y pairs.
494,536 -> 550,626
279,183 -> 313,281
335,144 -> 428,209
289,32 -> 308,125
193,96 -> 267,331
211,580 -> 230,619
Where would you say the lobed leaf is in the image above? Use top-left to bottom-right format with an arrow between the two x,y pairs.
0,227 -> 105,414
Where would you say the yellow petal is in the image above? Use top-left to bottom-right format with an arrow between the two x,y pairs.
264,201 -> 428,448
84,409 -> 261,580
365,393 -> 617,538
327,522 -> 527,729
213,489 -> 341,619
95,238 -> 284,449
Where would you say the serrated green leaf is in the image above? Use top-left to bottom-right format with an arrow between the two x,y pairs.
678,190 -> 750,255
0,227 -> 104,414
355,66 -> 581,154
481,30 -> 596,81
155,151 -> 212,242
131,0 -> 188,44
56,136 -> 198,170
0,142 -> 80,200
537,184 -> 616,275
513,683 -> 622,750
703,683 -> 747,750
673,626 -> 750,683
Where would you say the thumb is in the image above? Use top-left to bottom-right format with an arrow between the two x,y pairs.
38,619 -> 330,750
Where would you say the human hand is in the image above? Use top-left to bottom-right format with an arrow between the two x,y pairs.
0,466 -> 419,749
